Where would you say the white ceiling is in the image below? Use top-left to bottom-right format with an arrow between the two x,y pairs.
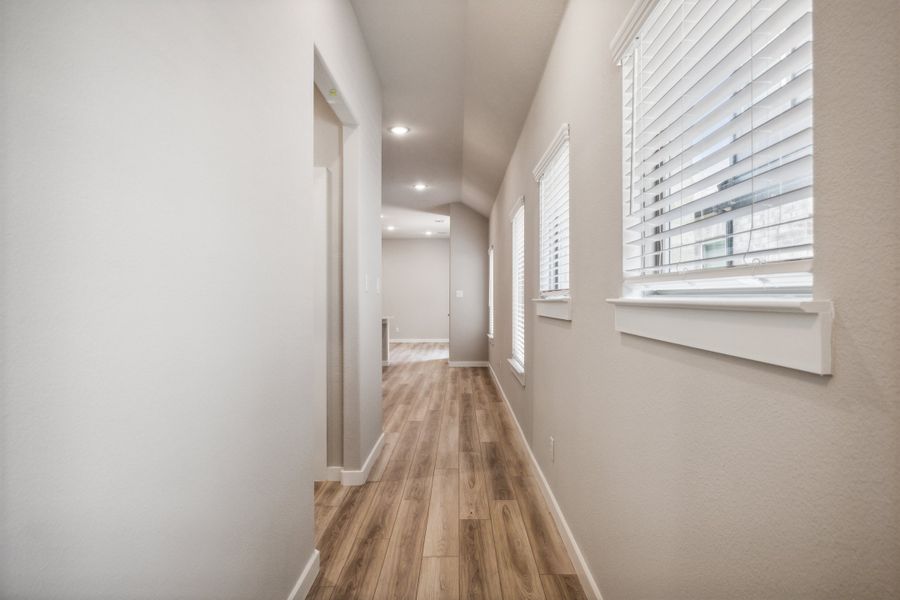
351,0 -> 567,218
381,204 -> 450,239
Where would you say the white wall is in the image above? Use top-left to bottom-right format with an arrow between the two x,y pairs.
488,1 -> 900,598
0,1 -> 382,598
382,239 -> 450,341
449,202 -> 489,363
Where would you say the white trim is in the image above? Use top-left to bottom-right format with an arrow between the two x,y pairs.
607,297 -> 831,313
391,338 -> 449,344
508,195 -> 525,222
610,0 -> 661,64
325,466 -> 342,482
340,432 -> 385,486
607,297 -> 834,375
533,296 -> 572,321
532,124 -> 570,181
448,360 -> 489,368
286,549 -> 320,600
487,364 -> 603,600
507,357 -> 526,386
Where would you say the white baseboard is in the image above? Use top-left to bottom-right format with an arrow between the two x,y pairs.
325,466 -> 342,482
340,431 -> 385,486
448,360 -> 489,367
487,363 -> 604,600
391,338 -> 449,343
286,548 -> 320,600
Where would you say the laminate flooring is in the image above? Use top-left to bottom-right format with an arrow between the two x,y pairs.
308,343 -> 586,600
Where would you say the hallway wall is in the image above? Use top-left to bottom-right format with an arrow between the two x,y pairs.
382,238 -> 450,341
0,1 -> 381,598
449,202 -> 489,363
488,0 -> 900,598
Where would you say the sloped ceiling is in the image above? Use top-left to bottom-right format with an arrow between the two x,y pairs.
351,0 -> 567,216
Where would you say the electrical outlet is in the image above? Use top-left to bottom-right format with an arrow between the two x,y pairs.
455,290 -> 464,298
395,326 -> 399,333
549,436 -> 556,463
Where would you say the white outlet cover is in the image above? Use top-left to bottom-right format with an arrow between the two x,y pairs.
455,290 -> 464,298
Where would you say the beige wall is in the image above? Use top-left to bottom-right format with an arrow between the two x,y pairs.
450,202 -> 489,363
382,238 -> 450,341
0,0 -> 382,597
488,1 -> 900,599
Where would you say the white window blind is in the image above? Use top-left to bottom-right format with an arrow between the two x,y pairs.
488,246 -> 495,337
535,126 -> 571,296
511,204 -> 525,370
622,0 -> 813,294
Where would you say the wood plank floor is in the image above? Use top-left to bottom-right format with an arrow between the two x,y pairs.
308,342 -> 586,600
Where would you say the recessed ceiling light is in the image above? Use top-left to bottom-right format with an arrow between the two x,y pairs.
425,231 -> 433,236
414,183 -> 428,191
386,225 -> 396,231
389,126 -> 410,136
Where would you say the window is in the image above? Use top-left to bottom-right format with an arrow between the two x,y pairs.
535,125 -> 571,298
621,0 -> 814,296
487,245 -> 495,339
610,0 -> 831,375
510,201 -> 525,377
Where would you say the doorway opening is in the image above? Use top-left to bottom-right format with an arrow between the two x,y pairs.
312,49 -> 358,498
314,83 -> 344,482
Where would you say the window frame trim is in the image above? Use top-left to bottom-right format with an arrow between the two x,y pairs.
533,124 -> 574,320
487,244 -> 495,342
608,0 -> 832,375
509,197 -> 526,377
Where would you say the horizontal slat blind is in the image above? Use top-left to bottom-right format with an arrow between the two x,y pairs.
488,246 -> 495,337
622,0 -> 814,281
539,138 -> 571,295
512,205 -> 525,368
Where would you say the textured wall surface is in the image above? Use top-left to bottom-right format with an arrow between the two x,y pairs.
382,238 -> 450,340
488,0 -> 900,598
0,1 -> 382,597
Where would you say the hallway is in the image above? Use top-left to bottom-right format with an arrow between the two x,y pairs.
3,1 -> 899,598
309,343 -> 584,600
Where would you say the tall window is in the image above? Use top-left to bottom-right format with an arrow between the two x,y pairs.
621,0 -> 813,296
535,125 -> 571,297
487,246 -> 495,338
511,203 -> 525,372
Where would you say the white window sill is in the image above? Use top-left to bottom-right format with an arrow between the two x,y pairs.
532,295 -> 572,321
507,358 -> 526,386
606,297 -> 834,375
